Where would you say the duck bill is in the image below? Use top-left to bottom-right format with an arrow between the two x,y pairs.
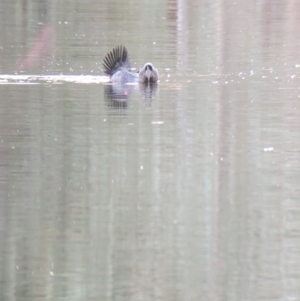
145,69 -> 153,81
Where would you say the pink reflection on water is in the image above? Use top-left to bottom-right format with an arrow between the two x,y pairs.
18,25 -> 54,71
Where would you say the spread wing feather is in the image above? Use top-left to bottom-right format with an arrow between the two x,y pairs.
103,45 -> 131,76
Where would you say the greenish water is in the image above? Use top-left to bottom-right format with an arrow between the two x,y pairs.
1,1 -> 300,301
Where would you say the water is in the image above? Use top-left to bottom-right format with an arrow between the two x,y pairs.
1,1 -> 300,301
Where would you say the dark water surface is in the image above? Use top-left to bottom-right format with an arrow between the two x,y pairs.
1,1 -> 300,301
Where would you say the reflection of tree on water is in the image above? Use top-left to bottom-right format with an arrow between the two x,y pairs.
104,83 -> 158,109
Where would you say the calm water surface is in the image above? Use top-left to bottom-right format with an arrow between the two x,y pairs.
1,1 -> 300,301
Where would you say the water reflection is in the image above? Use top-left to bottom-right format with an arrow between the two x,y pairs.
104,84 -> 133,108
104,83 -> 158,109
18,0 -> 54,73
18,26 -> 54,73
1,1 -> 300,301
139,83 -> 158,100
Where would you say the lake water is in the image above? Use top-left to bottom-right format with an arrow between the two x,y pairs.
1,1 -> 300,301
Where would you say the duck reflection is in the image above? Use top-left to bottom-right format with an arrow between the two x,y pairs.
104,84 -> 135,108
139,82 -> 158,100
104,82 -> 158,108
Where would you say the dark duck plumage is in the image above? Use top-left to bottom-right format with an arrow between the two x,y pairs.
103,45 -> 158,84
